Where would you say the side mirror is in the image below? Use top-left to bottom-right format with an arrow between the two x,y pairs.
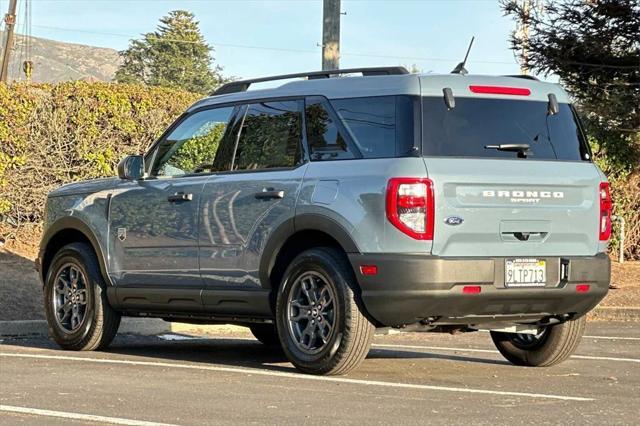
117,155 -> 145,180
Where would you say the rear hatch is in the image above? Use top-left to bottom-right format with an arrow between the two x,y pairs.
419,76 -> 602,257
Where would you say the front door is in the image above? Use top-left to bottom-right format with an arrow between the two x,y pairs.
199,100 -> 307,313
108,105 -> 236,309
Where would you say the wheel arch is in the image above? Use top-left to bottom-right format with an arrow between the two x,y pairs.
259,214 -> 360,292
39,217 -> 110,287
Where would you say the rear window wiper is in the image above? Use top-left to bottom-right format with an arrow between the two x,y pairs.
484,143 -> 532,158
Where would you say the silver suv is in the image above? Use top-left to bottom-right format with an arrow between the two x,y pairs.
38,67 -> 611,375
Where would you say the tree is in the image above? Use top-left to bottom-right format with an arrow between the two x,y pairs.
502,0 -> 639,140
115,10 -> 223,94
503,0 -> 640,259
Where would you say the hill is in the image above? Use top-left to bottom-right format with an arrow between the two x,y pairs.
0,32 -> 120,83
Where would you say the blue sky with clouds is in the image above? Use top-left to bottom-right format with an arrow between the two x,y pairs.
8,0 -> 528,79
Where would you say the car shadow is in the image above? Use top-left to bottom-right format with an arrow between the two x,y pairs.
0,248 -> 45,322
1,333 -> 509,371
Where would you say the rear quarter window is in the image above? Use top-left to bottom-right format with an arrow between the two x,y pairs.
330,96 -> 416,159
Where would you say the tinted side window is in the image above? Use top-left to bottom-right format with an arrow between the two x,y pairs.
331,96 -> 396,158
232,101 -> 303,171
151,107 -> 234,176
305,98 -> 355,160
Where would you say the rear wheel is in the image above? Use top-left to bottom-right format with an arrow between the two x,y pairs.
249,324 -> 280,346
276,247 -> 374,375
490,316 -> 586,367
44,243 -> 121,351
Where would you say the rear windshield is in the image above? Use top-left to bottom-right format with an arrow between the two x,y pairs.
421,97 -> 591,161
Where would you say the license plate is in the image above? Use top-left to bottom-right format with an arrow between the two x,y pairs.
505,258 -> 546,287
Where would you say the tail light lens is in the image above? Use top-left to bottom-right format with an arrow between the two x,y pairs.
599,182 -> 612,241
386,178 -> 434,240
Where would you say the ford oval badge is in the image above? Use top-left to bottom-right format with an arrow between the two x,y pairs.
444,216 -> 464,226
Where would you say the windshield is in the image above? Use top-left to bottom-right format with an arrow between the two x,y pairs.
421,97 -> 591,161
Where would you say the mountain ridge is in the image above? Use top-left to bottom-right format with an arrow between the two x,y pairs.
0,31 -> 121,83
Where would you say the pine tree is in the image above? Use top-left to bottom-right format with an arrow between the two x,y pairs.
115,10 -> 222,94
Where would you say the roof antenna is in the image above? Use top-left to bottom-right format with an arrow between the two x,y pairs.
451,36 -> 475,75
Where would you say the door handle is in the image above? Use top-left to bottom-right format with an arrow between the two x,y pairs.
167,192 -> 193,202
254,189 -> 285,200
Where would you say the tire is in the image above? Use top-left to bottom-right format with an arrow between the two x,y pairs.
276,247 -> 374,375
249,324 -> 280,347
490,316 -> 586,367
44,242 -> 121,351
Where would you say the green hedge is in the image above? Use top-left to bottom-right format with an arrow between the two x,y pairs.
0,81 -> 200,228
0,81 -> 638,258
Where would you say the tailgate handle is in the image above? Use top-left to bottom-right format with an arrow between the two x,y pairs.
503,231 -> 548,242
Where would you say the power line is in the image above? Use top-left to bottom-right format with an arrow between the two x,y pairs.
31,24 -> 518,66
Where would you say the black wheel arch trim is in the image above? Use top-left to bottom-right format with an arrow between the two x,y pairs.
38,216 -> 112,287
258,213 -> 360,289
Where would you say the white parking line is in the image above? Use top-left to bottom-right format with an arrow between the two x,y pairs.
584,335 -> 640,341
372,343 -> 640,363
0,405 -> 179,426
0,352 -> 593,402
478,330 -> 640,341
157,334 -> 640,363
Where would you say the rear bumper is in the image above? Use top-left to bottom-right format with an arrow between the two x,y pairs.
348,253 -> 610,327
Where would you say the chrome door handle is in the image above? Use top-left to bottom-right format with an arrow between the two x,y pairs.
167,192 -> 193,202
254,190 -> 284,200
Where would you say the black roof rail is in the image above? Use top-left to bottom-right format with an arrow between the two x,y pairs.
503,74 -> 540,81
211,66 -> 410,95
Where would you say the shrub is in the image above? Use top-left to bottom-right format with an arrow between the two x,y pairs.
0,81 -> 200,248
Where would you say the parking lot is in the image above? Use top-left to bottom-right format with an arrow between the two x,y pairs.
1,321 -> 638,425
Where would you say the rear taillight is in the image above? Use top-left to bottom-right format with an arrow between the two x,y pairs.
599,182 -> 612,241
386,178 -> 434,240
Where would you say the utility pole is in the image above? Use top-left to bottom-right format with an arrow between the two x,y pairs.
519,0 -> 531,75
1,0 -> 19,83
322,0 -> 340,70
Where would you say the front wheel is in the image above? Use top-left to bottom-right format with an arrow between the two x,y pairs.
44,243 -> 121,351
276,247 -> 374,375
490,316 -> 586,367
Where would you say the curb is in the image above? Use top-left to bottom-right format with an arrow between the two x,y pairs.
589,306 -> 640,322
0,318 -> 171,338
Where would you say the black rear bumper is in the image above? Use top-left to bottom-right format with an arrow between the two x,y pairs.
348,253 -> 610,327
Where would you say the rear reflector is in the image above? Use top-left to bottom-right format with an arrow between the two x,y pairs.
576,284 -> 590,293
359,265 -> 378,276
469,85 -> 531,96
462,285 -> 482,294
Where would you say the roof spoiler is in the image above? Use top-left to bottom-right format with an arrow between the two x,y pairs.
503,75 -> 540,81
211,66 -> 410,96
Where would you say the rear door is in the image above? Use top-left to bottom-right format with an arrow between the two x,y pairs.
420,87 -> 601,258
199,99 -> 307,306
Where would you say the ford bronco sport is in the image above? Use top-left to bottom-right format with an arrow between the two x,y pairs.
38,67 -> 611,375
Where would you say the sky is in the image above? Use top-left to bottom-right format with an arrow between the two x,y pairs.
3,0 -> 532,80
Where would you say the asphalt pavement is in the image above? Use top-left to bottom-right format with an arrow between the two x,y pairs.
0,321 -> 638,425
